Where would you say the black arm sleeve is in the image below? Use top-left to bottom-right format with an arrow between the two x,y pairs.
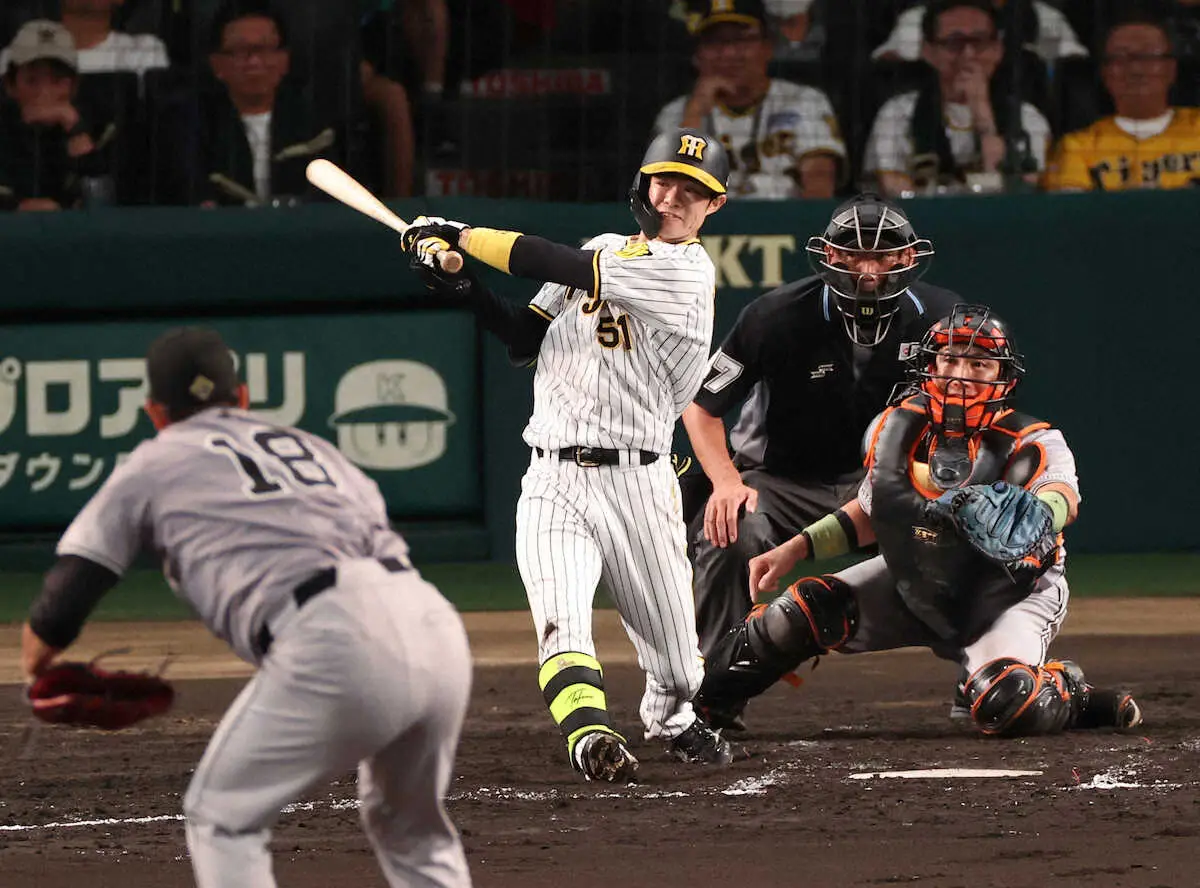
28,555 -> 121,650
449,269 -> 551,366
508,235 -> 597,292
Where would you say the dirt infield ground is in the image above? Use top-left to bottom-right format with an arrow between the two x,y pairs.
1,601 -> 1198,888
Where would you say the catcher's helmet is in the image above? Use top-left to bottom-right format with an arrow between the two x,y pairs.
806,193 -> 934,347
908,304 -> 1025,438
629,128 -> 729,238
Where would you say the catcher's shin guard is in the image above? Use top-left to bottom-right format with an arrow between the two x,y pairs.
696,576 -> 858,712
964,658 -> 1090,736
539,652 -> 622,769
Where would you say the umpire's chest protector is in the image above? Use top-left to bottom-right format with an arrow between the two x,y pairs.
868,394 -> 1051,644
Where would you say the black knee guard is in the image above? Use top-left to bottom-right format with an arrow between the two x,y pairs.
696,576 -> 858,710
965,658 -> 1089,736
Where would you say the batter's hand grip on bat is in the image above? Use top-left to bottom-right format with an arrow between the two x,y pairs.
305,159 -> 464,273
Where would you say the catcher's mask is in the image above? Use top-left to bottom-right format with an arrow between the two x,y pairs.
629,127 -> 729,239
806,192 -> 934,347
909,303 -> 1025,438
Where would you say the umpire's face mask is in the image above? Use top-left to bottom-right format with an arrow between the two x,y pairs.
815,245 -> 919,347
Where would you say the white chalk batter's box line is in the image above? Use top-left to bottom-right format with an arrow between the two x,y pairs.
2,751 -> 1194,835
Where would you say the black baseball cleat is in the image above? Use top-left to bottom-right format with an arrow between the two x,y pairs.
667,718 -> 734,765
573,731 -> 640,783
1081,688 -> 1144,732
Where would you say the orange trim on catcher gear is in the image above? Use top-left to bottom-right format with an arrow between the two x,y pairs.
1042,661 -> 1074,701
786,576 -> 854,650
932,325 -> 1007,352
863,406 -> 897,470
908,434 -> 981,500
920,377 -> 1011,437
987,410 -> 1052,440
969,660 -> 1045,735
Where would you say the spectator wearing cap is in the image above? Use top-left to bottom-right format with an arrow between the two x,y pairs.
874,0 -> 1086,63
862,0 -> 1052,196
1044,14 -> 1200,191
164,0 -> 350,206
0,19 -> 112,211
654,0 -> 846,199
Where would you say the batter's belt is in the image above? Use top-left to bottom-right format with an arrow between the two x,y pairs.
255,556 -> 411,656
534,446 -> 660,467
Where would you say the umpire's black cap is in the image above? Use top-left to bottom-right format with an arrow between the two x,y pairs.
146,327 -> 240,416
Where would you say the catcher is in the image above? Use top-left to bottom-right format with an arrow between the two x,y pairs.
694,304 -> 1144,737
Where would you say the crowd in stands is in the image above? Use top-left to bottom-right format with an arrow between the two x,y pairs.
0,0 -> 1196,211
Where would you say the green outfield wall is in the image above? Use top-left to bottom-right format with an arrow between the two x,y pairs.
0,189 -> 1195,566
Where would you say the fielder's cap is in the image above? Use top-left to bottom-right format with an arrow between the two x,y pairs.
686,0 -> 768,36
5,20 -> 78,72
146,327 -> 240,415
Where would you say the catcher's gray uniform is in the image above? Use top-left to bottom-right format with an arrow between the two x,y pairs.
57,407 -> 472,888
838,407 -> 1078,673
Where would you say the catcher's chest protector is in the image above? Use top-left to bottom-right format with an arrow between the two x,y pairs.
868,396 -> 1048,641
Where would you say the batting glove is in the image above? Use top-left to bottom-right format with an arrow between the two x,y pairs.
400,215 -> 468,253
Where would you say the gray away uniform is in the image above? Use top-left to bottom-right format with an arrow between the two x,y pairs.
57,407 -> 472,888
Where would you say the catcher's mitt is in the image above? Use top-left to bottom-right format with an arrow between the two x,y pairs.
927,481 -> 1058,581
26,661 -> 174,731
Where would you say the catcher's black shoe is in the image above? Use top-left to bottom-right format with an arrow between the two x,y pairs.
668,718 -> 734,765
573,731 -> 639,783
1079,688 -> 1144,732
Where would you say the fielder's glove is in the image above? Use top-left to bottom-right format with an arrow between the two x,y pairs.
926,481 -> 1058,582
26,661 -> 175,731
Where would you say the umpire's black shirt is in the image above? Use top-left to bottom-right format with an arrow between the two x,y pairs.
693,276 -> 960,483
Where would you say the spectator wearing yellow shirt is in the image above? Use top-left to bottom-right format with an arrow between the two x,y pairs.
1044,16 -> 1200,191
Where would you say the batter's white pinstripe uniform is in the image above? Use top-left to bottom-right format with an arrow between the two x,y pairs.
517,232 -> 716,740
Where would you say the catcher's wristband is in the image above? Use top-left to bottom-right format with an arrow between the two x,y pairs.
800,508 -> 858,561
1036,489 -> 1070,533
463,227 -> 523,273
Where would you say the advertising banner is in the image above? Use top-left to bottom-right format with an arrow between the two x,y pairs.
0,312 -> 479,526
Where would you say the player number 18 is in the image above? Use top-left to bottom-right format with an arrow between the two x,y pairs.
207,430 -> 336,497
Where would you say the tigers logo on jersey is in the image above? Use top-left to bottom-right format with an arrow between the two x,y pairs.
615,241 -> 651,259
679,134 -> 708,160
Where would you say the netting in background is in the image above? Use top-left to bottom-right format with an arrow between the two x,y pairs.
0,0 -> 1196,205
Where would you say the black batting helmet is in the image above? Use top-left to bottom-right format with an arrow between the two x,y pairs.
806,193 -> 934,347
629,128 -> 729,238
907,303 -> 1025,438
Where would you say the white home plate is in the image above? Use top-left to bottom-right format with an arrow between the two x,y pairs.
849,768 -> 1043,780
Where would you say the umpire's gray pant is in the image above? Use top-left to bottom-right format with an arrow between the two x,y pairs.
690,467 -> 862,657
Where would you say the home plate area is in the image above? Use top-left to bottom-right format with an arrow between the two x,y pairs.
1,634 -> 1196,887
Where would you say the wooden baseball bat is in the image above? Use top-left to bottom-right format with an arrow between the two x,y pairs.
304,158 -> 464,273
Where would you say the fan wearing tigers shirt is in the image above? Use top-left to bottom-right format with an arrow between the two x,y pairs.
655,0 -> 846,199
400,127 -> 737,782
1044,17 -> 1200,191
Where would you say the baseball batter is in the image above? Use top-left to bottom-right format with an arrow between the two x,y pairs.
20,327 -> 473,888
402,127 -> 735,781
693,305 -> 1144,737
